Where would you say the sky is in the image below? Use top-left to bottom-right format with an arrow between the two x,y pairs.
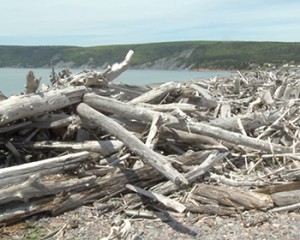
1,0 -> 300,46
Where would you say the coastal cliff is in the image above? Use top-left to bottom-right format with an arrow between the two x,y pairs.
0,41 -> 300,70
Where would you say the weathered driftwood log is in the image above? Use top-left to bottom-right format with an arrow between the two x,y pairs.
271,190 -> 300,207
77,103 -> 188,186
83,93 -> 294,153
25,70 -> 40,94
104,50 -> 134,82
0,175 -> 96,205
14,140 -> 124,156
0,151 -> 89,186
0,86 -> 87,127
129,82 -> 181,104
193,184 -> 273,210
126,184 -> 186,213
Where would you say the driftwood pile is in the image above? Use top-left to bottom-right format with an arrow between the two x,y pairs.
1,50 -> 300,226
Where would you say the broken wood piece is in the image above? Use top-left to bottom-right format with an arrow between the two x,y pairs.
126,184 -> 186,213
25,70 -> 40,94
269,202 -> 300,213
77,103 -> 188,186
193,184 -> 273,210
271,189 -> 300,207
145,113 -> 161,149
190,83 -> 218,108
237,70 -> 249,85
124,209 -> 170,221
104,50 -> 134,82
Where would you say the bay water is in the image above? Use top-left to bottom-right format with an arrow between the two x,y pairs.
0,68 -> 231,96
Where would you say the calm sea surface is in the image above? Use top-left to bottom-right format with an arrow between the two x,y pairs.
0,68 -> 231,96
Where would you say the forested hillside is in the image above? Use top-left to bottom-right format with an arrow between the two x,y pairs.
0,41 -> 299,70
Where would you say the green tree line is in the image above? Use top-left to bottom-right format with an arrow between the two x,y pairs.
0,41 -> 299,70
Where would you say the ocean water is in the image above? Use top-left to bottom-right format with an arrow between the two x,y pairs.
0,68 -> 231,96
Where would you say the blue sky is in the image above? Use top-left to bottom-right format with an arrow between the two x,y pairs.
1,0 -> 300,46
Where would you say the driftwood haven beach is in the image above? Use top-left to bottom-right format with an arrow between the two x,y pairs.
1,50 -> 300,239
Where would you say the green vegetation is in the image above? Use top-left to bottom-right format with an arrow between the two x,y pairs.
0,41 -> 300,70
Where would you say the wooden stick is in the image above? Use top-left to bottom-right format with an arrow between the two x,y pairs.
14,140 -> 124,156
126,184 -> 186,213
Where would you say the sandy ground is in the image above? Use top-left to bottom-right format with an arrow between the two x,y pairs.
2,206 -> 300,240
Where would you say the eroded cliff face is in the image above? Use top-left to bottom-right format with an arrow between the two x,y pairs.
132,48 -> 194,70
48,49 -> 195,70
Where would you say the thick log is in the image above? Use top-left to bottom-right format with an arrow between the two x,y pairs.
0,86 -> 87,127
193,184 -> 273,210
77,103 -> 188,186
83,94 -> 294,153
14,140 -> 124,156
0,175 -> 96,205
271,190 -> 300,207
0,151 -> 90,186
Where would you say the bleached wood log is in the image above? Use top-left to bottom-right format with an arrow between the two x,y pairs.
103,50 -> 134,82
14,140 -> 124,156
77,103 -> 188,186
0,86 -> 87,127
126,184 -> 186,213
271,189 -> 300,207
83,94 -> 294,153
129,82 -> 181,104
0,151 -> 89,186
194,184 -> 273,210
0,175 -> 96,205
